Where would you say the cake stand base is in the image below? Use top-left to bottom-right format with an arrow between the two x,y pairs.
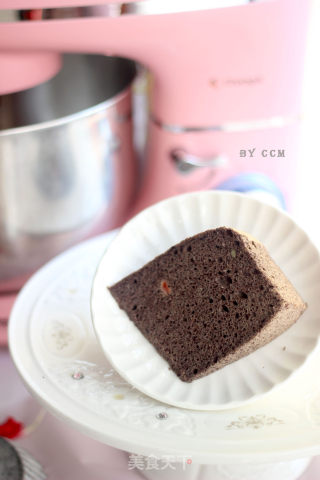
139,456 -> 311,480
8,233 -> 320,477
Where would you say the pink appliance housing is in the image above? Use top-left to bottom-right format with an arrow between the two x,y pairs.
0,0 -> 310,207
0,0 -> 311,335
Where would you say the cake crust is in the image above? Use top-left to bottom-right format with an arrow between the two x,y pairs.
108,227 -> 306,382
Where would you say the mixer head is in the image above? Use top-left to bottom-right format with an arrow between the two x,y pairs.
0,0 -> 269,96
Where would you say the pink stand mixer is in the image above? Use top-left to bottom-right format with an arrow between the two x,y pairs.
0,0 -> 311,338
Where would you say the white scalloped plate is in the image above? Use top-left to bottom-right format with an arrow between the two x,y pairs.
91,191 -> 320,410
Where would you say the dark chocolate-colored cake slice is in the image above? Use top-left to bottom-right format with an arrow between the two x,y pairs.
109,227 -> 306,382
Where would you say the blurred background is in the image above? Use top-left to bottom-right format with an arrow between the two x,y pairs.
1,0 -> 320,478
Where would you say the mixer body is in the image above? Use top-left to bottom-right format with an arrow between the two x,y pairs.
0,0 -> 311,328
0,0 -> 310,211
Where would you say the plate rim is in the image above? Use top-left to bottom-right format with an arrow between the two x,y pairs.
91,191 -> 320,410
8,230 -> 320,463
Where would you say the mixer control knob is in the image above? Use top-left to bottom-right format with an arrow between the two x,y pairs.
216,173 -> 286,209
171,149 -> 228,174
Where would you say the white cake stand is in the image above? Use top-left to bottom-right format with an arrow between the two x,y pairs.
8,232 -> 320,480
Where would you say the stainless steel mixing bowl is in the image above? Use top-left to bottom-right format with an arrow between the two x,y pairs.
0,54 -> 137,286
